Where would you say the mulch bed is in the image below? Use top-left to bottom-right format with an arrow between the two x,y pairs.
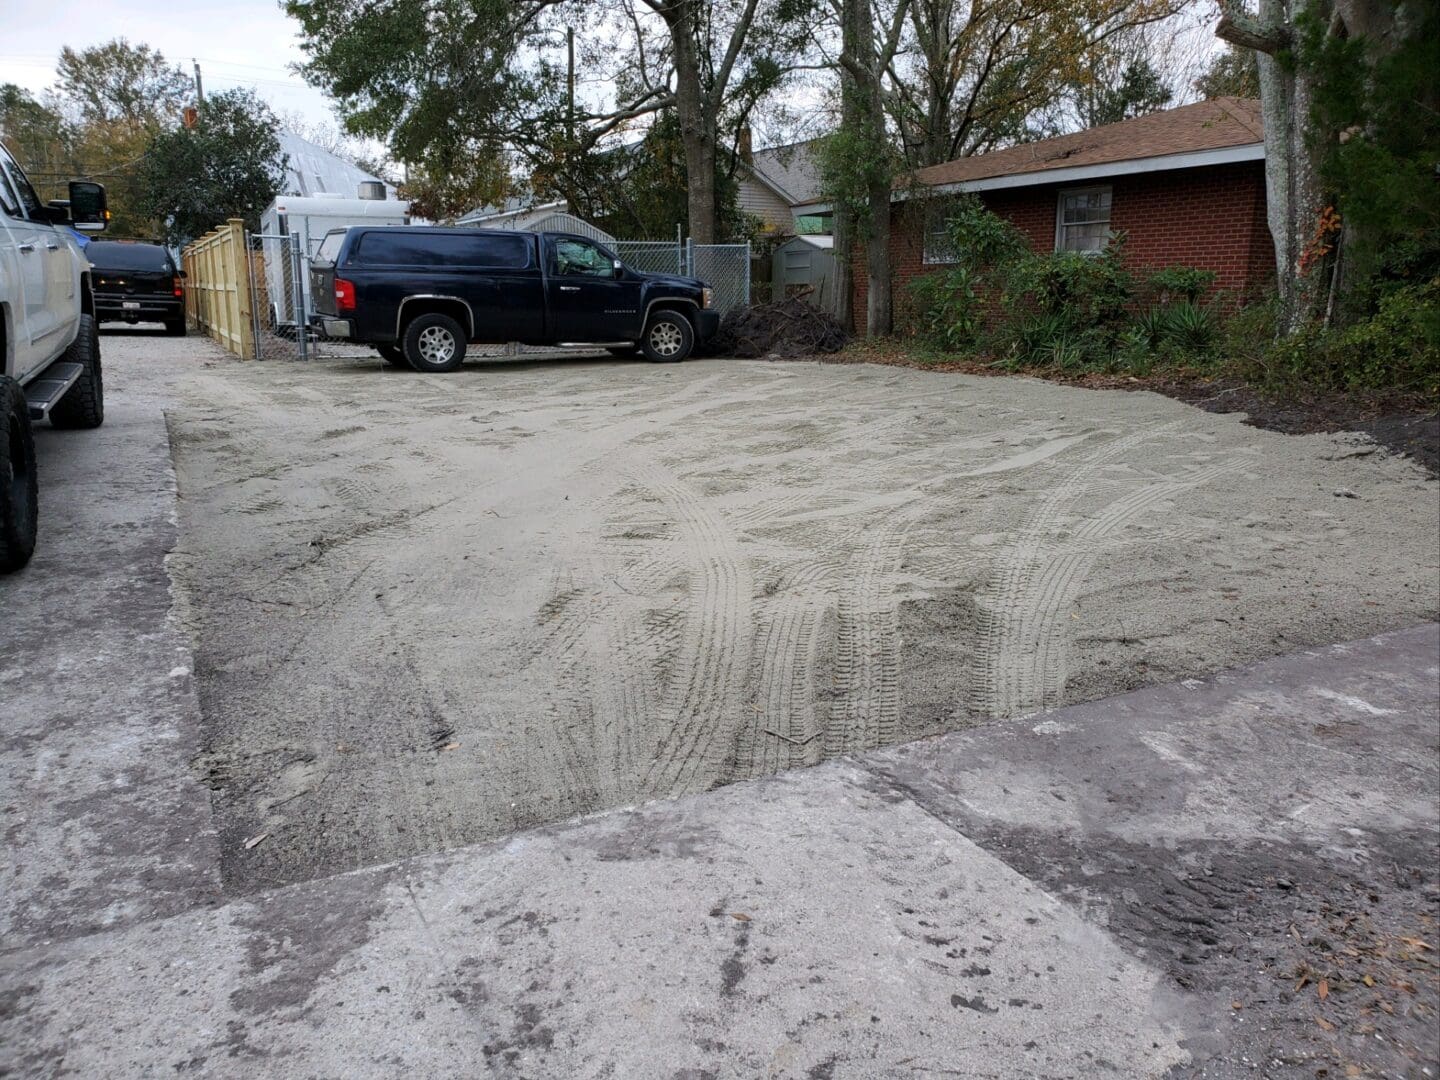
791,340 -> 1440,477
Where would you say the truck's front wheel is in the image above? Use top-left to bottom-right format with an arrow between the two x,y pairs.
402,313 -> 466,373
50,314 -> 104,430
641,311 -> 694,363
1,377 -> 38,573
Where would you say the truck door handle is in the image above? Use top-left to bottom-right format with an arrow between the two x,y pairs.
18,243 -> 36,253
558,285 -> 580,292
45,242 -> 60,250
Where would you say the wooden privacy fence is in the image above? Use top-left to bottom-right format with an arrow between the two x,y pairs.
183,218 -> 254,359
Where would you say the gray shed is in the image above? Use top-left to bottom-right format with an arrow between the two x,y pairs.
771,234 -> 838,314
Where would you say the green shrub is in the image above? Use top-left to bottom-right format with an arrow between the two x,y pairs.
1146,266 -> 1218,303
1115,326 -> 1155,375
1161,301 -> 1219,355
908,267 -> 980,351
989,245 -> 1135,367
1132,306 -> 1172,348
1256,277 -> 1440,392
905,195 -> 1030,350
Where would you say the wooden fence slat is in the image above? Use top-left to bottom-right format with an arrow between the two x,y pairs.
181,218 -> 254,360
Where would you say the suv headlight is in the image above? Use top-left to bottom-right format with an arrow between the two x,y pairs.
702,287 -> 713,309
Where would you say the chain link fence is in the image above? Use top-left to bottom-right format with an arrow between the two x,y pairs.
612,240 -> 689,278
687,241 -> 751,315
216,231 -> 752,363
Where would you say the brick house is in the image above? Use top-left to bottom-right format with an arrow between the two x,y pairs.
790,98 -> 1274,328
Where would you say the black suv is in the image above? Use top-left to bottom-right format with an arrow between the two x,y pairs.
308,227 -> 720,372
88,239 -> 186,335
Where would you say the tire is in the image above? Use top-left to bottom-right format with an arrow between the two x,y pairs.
165,318 -> 187,337
377,344 -> 410,369
640,310 -> 694,363
401,313 -> 466,373
0,377 -> 38,574
50,314 -> 104,430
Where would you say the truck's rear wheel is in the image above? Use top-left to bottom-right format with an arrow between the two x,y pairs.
641,311 -> 694,363
1,377 -> 38,574
50,314 -> 104,430
402,313 -> 466,373
377,344 -> 410,369
165,318 -> 187,337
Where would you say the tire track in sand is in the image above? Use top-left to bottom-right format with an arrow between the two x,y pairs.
972,428 -> 1254,718
631,462 -> 752,798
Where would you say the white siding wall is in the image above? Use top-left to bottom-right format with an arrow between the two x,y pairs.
737,178 -> 795,233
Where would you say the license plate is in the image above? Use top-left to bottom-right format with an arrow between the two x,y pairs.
123,301 -> 141,310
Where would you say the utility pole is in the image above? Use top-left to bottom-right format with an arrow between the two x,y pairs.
193,60 -> 204,106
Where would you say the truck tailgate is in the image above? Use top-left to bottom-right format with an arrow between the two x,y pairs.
309,261 -> 337,316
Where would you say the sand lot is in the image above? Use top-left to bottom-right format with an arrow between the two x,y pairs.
161,345 -> 1438,890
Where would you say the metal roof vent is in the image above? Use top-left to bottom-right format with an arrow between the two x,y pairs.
358,181 -> 386,201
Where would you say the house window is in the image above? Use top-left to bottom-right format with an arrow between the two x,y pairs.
923,203 -> 958,264
1056,186 -> 1112,253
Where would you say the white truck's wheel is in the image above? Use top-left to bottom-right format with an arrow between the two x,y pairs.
0,376 -> 38,573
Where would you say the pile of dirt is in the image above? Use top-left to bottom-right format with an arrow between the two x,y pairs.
713,296 -> 850,358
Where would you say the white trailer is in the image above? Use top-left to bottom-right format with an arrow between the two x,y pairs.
260,191 -> 409,331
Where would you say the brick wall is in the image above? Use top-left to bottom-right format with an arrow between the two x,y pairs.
851,160 -> 1275,330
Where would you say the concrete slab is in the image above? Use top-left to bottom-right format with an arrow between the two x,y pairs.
3,626 -> 1435,1078
1,761 -> 1196,1078
0,329 -> 223,952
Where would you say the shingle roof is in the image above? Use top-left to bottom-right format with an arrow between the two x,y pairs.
911,98 -> 1263,189
749,140 -> 825,204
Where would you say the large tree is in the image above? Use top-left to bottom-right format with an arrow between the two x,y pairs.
10,39 -> 200,236
882,0 -> 1186,169
286,0 -> 817,239
826,0 -> 910,336
0,85 -> 77,204
1193,44 -> 1260,99
54,39 -> 192,133
1216,0 -> 1438,329
1074,55 -> 1173,128
134,88 -> 285,245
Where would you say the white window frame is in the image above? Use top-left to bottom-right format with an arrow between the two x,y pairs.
922,202 -> 958,265
1054,184 -> 1113,255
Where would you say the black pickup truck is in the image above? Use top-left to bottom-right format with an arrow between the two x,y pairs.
308,226 -> 720,372
87,239 -> 186,336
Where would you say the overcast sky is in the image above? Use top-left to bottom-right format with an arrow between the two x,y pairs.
2,0 -> 341,130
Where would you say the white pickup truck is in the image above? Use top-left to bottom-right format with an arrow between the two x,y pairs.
0,141 -> 111,572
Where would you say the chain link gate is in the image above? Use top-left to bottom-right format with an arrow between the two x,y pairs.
246,231 -> 307,361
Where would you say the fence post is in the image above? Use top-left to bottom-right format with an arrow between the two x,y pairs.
685,237 -> 694,277
227,219 -> 253,360
290,231 -> 307,362
244,230 -> 263,360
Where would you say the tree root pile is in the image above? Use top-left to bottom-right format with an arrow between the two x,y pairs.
713,296 -> 851,358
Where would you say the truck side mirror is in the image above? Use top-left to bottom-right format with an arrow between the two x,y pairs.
68,181 -> 109,232
613,259 -> 624,278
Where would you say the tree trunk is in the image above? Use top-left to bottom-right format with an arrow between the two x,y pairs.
1219,0 -> 1349,332
865,179 -> 893,336
668,7 -> 717,243
833,199 -> 855,330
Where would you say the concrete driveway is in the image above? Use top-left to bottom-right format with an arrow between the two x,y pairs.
1,329 -> 1436,1078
